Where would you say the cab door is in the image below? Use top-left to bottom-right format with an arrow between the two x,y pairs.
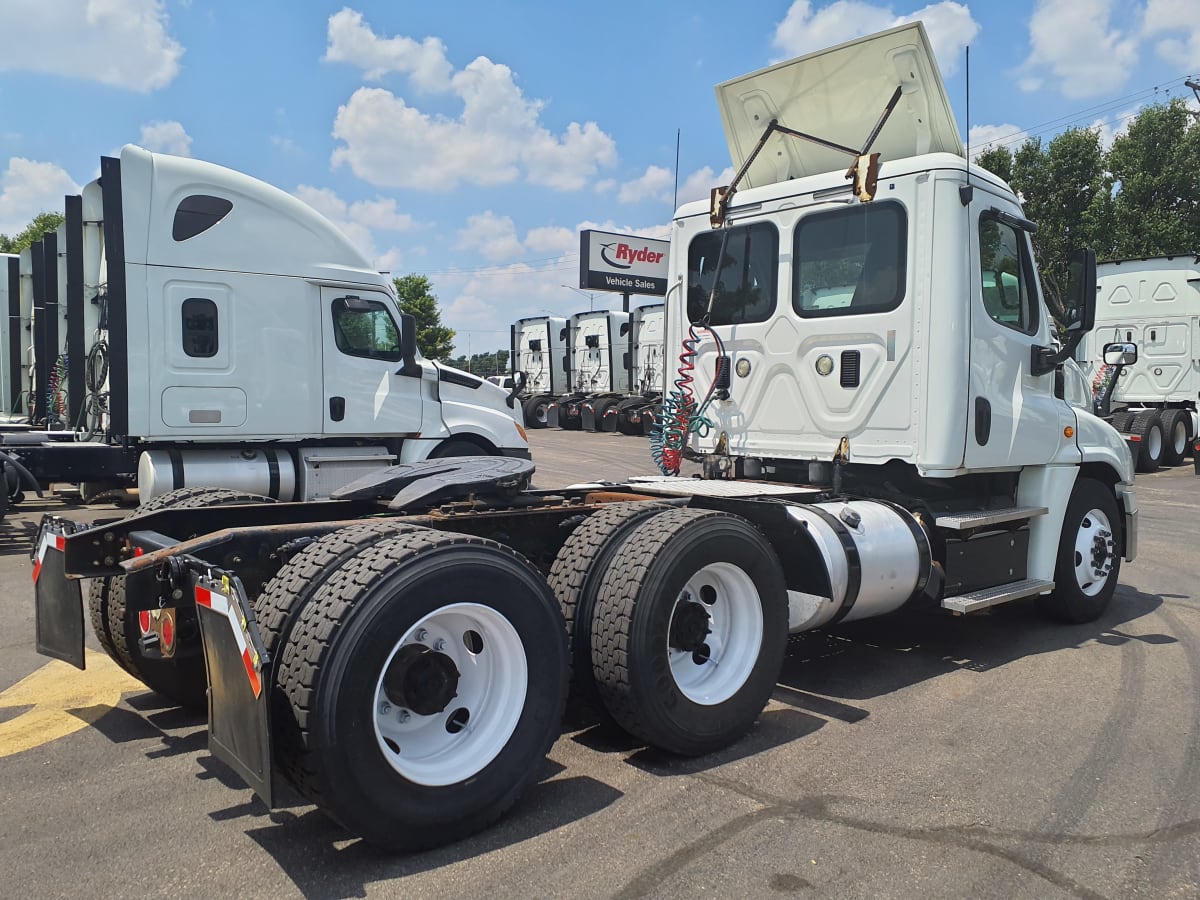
963,201 -> 1074,469
320,286 -> 422,436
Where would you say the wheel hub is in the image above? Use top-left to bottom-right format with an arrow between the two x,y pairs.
669,600 -> 711,654
383,644 -> 461,716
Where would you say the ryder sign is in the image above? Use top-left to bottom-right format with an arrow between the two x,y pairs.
579,230 -> 669,296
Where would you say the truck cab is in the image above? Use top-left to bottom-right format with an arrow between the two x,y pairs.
662,22 -> 1135,596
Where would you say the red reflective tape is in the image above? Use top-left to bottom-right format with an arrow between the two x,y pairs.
241,648 -> 262,698
31,561 -> 41,584
1129,435 -> 1141,442
194,586 -> 214,608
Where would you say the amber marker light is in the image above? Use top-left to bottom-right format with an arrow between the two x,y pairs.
516,423 -> 529,442
1064,426 -> 1074,438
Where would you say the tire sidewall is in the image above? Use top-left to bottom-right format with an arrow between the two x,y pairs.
625,521 -> 786,751
311,549 -> 567,844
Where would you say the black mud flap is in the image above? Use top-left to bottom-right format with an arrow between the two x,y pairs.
193,570 -> 275,808
33,516 -> 85,669
547,402 -> 561,427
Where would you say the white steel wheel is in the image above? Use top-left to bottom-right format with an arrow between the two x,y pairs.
372,602 -> 528,786
1146,424 -> 1162,461
1071,507 -> 1115,598
666,561 -> 764,706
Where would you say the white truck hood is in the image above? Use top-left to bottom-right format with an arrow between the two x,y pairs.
715,21 -> 963,188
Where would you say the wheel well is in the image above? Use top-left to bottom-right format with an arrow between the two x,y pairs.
438,434 -> 498,455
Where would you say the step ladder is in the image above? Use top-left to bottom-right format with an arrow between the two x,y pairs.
934,506 -> 1047,530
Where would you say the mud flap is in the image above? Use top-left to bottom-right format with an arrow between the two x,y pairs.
192,570 -> 274,807
33,517 -> 85,669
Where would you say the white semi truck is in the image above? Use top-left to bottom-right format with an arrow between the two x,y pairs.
548,308 -> 632,428
1081,255 -> 1199,472
1,146 -> 528,504
584,302 -> 665,433
509,314 -> 569,428
33,24 -> 1137,852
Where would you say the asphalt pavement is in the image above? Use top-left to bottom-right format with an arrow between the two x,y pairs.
1,430 -> 1198,899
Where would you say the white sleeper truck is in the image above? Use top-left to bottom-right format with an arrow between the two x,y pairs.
1082,255 -> 1199,472
548,308 -> 632,429
2,146 -> 527,504
587,302 -> 666,434
510,314 -> 569,428
33,24 -> 1136,852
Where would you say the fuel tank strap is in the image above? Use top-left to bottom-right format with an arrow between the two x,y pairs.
805,506 -> 862,625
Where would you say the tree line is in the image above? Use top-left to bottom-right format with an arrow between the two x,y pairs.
975,98 -> 1200,311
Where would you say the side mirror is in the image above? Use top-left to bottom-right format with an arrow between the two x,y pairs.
1062,247 -> 1097,333
398,312 -> 420,376
1102,341 -> 1137,366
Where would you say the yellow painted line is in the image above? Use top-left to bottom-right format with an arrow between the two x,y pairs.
0,651 -> 144,759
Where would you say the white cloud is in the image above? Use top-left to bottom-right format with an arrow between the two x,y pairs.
771,1 -> 979,75
324,7 -> 453,90
1142,0 -> 1200,68
0,0 -> 182,93
618,166 -> 674,205
0,158 -> 81,237
456,212 -> 525,262
967,123 -> 1027,157
139,120 -> 192,157
523,225 -> 575,255
292,184 -> 413,270
1020,0 -> 1137,99
326,13 -> 617,191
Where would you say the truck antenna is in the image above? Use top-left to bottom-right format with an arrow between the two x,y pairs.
673,128 -> 681,213
961,44 -> 974,207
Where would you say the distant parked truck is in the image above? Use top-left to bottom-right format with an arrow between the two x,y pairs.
509,314 -> 569,428
1081,255 -> 1199,472
0,145 -> 529,510
549,309 -> 631,429
587,302 -> 665,434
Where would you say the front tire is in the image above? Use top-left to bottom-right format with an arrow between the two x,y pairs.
273,530 -> 568,851
1037,478 -> 1121,624
589,508 -> 787,756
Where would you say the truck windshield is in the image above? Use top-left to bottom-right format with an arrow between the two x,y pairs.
686,222 -> 779,326
792,202 -> 906,318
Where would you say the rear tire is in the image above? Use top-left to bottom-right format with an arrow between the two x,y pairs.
547,502 -> 670,704
430,437 -> 493,458
523,394 -> 551,429
88,487 -> 274,709
1159,409 -> 1189,467
1131,411 -> 1164,473
589,508 -> 787,756
1037,478 -> 1121,624
272,529 -> 568,851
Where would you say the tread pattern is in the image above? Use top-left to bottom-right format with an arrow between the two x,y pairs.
254,519 -> 425,660
546,502 -> 669,699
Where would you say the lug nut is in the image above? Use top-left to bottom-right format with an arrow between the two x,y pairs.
379,701 -> 392,715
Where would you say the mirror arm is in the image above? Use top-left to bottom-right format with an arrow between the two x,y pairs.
1094,362 -> 1126,417
1031,329 -> 1086,378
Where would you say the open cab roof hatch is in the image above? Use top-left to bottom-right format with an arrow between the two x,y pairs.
711,22 -> 962,226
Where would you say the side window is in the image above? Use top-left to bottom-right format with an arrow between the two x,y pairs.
979,217 -> 1036,334
793,202 -> 906,317
173,195 -> 233,242
181,298 -> 218,357
686,222 -> 778,325
331,296 -> 402,361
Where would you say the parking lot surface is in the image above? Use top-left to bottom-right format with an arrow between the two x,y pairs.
1,430 -> 1198,898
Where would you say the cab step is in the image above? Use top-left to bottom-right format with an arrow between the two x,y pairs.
934,506 -> 1048,530
941,578 -> 1055,614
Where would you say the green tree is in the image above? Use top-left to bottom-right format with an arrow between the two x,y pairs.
0,211 -> 65,253
1107,99 -> 1200,258
393,274 -> 455,359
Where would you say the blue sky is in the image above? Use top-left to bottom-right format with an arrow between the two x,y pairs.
1,0 -> 1197,355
